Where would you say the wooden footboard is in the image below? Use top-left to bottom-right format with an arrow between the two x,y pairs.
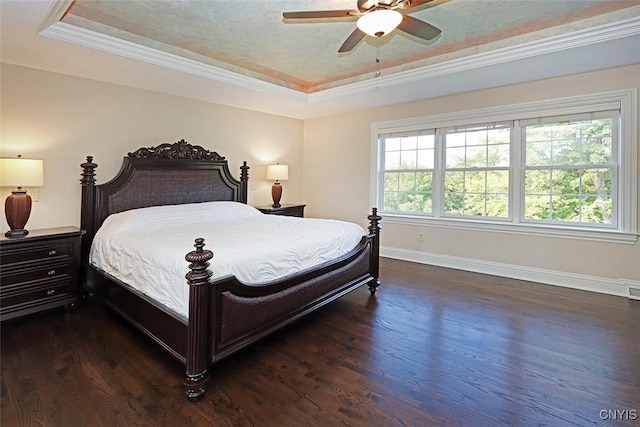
183,210 -> 381,399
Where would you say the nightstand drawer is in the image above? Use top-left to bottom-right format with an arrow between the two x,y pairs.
0,278 -> 73,319
0,263 -> 72,287
0,240 -> 75,265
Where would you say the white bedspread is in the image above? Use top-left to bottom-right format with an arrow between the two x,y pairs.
90,201 -> 366,318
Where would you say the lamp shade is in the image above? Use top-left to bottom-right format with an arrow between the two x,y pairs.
266,164 -> 289,181
357,9 -> 403,38
0,157 -> 44,187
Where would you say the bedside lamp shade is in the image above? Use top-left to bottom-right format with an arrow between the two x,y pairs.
1,157 -> 44,237
266,164 -> 289,181
266,164 -> 289,208
0,158 -> 44,187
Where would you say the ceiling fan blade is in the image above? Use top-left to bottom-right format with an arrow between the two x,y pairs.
283,10 -> 357,19
397,14 -> 441,40
399,0 -> 436,9
338,28 -> 366,53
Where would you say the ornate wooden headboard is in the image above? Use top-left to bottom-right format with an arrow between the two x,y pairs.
80,139 -> 249,261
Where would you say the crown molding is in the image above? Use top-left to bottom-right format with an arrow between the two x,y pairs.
37,0 -> 73,33
39,21 -> 308,103
309,15 -> 640,102
38,3 -> 640,105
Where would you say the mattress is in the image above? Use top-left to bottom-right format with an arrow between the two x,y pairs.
89,201 -> 366,317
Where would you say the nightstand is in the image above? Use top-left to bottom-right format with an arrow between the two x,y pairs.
256,204 -> 306,218
0,226 -> 82,321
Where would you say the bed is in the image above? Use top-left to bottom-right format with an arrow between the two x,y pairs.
79,139 -> 381,400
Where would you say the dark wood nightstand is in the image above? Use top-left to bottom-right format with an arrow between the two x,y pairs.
0,226 -> 82,321
256,204 -> 306,218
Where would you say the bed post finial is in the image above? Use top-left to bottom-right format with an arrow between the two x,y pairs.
367,208 -> 382,295
80,156 -> 97,185
240,161 -> 249,182
186,238 -> 213,271
184,238 -> 214,400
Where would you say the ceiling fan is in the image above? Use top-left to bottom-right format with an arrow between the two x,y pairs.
283,0 -> 442,53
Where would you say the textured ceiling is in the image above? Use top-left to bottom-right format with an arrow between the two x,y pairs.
59,0 -> 639,93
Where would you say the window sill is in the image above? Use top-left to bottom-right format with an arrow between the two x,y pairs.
382,213 -> 638,244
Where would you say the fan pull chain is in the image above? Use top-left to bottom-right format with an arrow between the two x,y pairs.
375,46 -> 381,78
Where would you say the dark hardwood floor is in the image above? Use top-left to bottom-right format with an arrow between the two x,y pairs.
2,258 -> 639,426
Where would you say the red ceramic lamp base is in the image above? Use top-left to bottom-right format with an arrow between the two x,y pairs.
271,182 -> 283,208
5,189 -> 32,238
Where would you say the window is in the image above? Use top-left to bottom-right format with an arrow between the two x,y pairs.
382,131 -> 434,213
372,90 -> 637,243
443,123 -> 511,218
522,113 -> 618,227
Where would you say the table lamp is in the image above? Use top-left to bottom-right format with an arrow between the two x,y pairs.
1,156 -> 44,237
266,164 -> 289,208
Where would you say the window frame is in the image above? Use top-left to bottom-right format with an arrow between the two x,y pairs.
381,130 -> 436,215
370,89 -> 638,244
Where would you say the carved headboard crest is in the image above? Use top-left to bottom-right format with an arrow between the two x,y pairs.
127,139 -> 225,161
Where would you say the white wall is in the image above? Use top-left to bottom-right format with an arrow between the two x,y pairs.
0,64 -> 304,231
303,64 -> 640,291
2,62 -> 638,295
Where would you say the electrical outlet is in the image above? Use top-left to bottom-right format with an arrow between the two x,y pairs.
418,233 -> 423,242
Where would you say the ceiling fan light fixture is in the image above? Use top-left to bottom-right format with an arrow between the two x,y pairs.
356,9 -> 403,38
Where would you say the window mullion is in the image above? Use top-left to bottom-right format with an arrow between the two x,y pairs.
511,123 -> 523,225
612,117 -> 620,229
433,129 -> 444,219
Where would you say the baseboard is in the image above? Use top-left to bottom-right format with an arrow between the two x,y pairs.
381,246 -> 631,297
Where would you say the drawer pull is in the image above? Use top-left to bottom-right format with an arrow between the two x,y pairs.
48,250 -> 58,256
47,270 -> 56,276
46,289 -> 56,296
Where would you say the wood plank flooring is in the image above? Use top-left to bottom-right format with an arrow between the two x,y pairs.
2,258 -> 639,426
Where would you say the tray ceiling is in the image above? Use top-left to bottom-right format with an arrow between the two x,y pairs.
2,0 -> 640,118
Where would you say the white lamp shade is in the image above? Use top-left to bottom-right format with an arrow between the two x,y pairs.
357,9 -> 403,38
0,158 -> 45,187
266,164 -> 289,181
